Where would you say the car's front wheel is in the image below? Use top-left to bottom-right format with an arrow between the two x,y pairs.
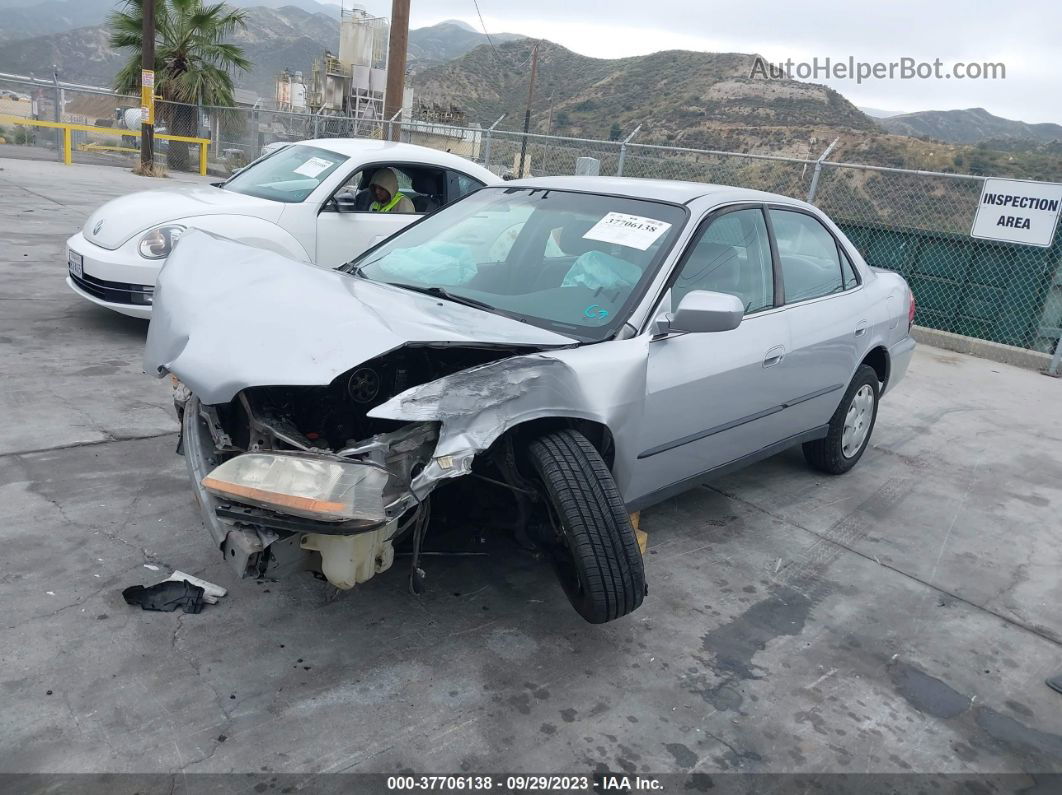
527,429 -> 646,624
802,364 -> 880,475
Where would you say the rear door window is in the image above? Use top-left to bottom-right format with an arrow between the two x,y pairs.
770,209 -> 845,302
840,248 -> 860,289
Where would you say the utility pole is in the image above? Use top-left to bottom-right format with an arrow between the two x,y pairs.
51,66 -> 62,162
383,0 -> 410,142
140,0 -> 155,172
517,40 -> 539,178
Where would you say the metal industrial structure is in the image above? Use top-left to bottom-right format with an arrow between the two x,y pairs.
274,69 -> 307,113
304,6 -> 393,133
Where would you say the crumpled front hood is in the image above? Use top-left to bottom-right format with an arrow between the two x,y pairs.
144,230 -> 576,405
84,184 -> 283,250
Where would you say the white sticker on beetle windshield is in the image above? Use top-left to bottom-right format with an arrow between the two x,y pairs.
582,212 -> 672,251
293,156 -> 333,178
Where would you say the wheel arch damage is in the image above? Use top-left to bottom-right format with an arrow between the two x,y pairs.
367,348 -> 639,500
499,416 -> 617,469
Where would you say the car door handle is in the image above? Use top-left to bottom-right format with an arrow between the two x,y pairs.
855,320 -> 868,337
763,345 -> 786,368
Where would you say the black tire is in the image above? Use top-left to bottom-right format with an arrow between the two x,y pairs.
527,430 -> 646,624
803,364 -> 880,475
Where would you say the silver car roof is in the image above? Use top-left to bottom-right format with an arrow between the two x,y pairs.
500,175 -> 813,208
293,138 -> 500,181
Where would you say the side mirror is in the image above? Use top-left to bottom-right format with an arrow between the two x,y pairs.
333,194 -> 359,213
665,290 -> 744,334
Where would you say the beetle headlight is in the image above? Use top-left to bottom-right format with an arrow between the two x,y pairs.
138,225 -> 186,259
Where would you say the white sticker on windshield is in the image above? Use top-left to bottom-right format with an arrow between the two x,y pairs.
293,156 -> 333,178
582,212 -> 672,251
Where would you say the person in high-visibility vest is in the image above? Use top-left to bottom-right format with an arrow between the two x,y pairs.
368,168 -> 415,214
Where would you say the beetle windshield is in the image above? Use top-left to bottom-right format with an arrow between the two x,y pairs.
346,187 -> 687,341
221,145 -> 347,203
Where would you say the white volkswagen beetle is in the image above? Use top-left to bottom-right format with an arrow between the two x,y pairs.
65,139 -> 499,318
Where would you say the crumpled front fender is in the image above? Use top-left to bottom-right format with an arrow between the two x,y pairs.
368,342 -> 649,499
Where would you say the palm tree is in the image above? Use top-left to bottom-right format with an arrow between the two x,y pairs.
109,0 -> 250,170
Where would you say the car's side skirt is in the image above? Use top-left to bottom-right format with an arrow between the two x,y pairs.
626,425 -> 829,513
636,384 -> 843,460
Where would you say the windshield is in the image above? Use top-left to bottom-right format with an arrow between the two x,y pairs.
221,145 -> 347,203
348,187 -> 687,341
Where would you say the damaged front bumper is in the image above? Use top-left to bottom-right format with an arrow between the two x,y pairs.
181,394 -> 432,588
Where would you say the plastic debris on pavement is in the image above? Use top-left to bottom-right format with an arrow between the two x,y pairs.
164,570 -> 228,604
122,571 -> 229,614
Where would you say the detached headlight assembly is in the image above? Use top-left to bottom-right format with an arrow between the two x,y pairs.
201,453 -> 391,524
138,225 -> 186,259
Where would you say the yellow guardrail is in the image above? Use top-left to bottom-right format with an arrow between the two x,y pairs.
0,114 -> 211,175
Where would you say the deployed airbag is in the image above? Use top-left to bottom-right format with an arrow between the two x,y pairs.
562,250 -> 641,290
375,242 -> 477,286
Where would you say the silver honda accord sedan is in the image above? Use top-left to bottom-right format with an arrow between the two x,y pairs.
145,176 -> 916,624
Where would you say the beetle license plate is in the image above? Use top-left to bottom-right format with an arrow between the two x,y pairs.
68,250 -> 83,278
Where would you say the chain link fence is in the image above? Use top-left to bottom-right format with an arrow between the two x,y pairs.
813,163 -> 1062,354
0,74 -> 67,156
0,74 -> 203,171
1,71 -> 1059,359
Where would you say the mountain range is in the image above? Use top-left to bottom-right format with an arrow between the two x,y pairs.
0,0 -> 1058,173
409,39 -> 1061,178
0,5 -> 339,96
877,107 -> 1062,145
0,3 -> 520,98
407,21 -> 523,69
413,39 -> 874,156
0,0 -> 339,41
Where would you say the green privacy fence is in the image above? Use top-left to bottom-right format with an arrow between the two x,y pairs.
812,162 -> 1062,356
836,221 -> 1062,352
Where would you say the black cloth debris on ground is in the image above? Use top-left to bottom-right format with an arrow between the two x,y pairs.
122,580 -> 206,614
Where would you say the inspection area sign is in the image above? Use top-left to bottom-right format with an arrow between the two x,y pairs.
971,178 -> 1062,247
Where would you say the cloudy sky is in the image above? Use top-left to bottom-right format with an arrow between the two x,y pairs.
345,0 -> 1061,123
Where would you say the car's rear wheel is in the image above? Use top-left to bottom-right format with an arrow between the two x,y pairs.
802,364 -> 880,475
527,429 -> 645,624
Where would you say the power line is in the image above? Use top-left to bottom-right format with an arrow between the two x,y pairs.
470,0 -> 533,69
471,0 -> 504,64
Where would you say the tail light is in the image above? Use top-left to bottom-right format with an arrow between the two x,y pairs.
907,287 -> 916,332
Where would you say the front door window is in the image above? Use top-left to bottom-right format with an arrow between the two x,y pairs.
670,208 -> 774,313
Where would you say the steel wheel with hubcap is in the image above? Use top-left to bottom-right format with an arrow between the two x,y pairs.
803,364 -> 880,475
842,384 -> 875,458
